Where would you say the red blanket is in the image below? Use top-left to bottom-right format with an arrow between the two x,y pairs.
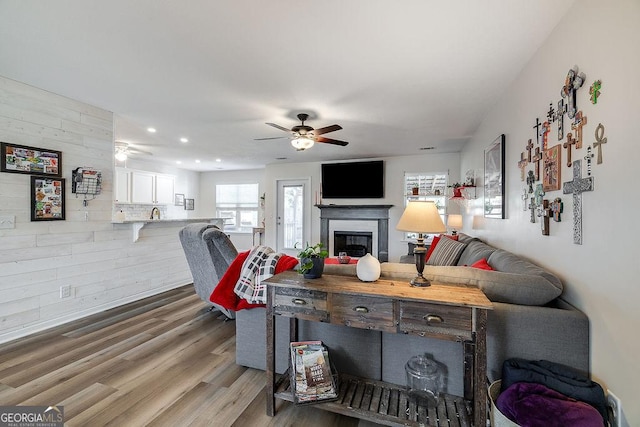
210,250 -> 299,310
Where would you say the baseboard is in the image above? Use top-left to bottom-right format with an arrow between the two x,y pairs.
0,282 -> 192,345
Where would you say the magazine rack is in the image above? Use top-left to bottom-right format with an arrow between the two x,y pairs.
265,271 -> 493,427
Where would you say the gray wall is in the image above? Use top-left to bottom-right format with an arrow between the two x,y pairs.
459,0 -> 638,424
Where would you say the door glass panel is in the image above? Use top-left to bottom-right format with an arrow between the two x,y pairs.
282,184 -> 303,249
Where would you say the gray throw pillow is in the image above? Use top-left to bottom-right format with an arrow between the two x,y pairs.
426,237 -> 468,266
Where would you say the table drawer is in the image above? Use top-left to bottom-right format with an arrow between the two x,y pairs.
331,294 -> 396,332
274,287 -> 328,322
399,301 -> 472,340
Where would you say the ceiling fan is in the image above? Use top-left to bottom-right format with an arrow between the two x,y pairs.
256,113 -> 348,151
114,141 -> 153,162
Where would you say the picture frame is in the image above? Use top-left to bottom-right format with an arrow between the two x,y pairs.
484,134 -> 506,219
1,142 -> 62,177
184,198 -> 194,211
174,193 -> 185,206
543,144 -> 562,191
31,176 -> 65,221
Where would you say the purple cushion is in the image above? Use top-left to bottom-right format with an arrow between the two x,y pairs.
496,382 -> 604,427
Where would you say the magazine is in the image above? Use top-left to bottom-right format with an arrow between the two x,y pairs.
289,340 -> 338,404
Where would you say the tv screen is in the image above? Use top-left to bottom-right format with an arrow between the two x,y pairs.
321,160 -> 384,199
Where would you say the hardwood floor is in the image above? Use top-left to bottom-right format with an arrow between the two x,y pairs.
0,285 -> 372,426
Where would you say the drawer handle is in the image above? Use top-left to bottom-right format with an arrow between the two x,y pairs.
292,298 -> 307,305
353,306 -> 369,313
424,314 -> 444,324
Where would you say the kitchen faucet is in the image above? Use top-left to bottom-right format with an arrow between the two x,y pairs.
150,207 -> 160,220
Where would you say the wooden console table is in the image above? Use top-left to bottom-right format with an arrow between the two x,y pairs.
264,271 -> 493,426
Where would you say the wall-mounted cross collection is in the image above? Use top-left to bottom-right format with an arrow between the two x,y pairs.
515,65 -> 607,244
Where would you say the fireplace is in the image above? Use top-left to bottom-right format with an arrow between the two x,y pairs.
334,231 -> 373,257
317,204 -> 393,262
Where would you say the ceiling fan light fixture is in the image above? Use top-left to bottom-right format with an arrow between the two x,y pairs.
291,135 -> 314,151
115,150 -> 128,162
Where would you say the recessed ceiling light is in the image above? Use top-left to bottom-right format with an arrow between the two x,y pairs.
147,127 -> 157,133
180,137 -> 188,143
215,158 -> 221,162
195,159 -> 201,163
176,160 -> 182,164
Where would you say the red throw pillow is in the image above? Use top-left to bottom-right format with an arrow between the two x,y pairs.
470,257 -> 494,271
424,234 -> 459,263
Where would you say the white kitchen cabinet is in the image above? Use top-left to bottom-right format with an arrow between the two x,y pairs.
128,170 -> 175,204
154,173 -> 175,204
114,167 -> 131,203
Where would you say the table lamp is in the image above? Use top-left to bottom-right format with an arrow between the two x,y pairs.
447,214 -> 463,235
396,201 -> 446,287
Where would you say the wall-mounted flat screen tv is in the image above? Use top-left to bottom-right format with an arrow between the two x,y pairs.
321,160 -> 384,199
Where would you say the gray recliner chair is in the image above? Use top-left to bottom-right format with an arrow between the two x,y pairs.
179,223 -> 238,319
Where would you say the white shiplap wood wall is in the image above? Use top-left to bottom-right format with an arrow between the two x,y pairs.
0,76 -> 193,343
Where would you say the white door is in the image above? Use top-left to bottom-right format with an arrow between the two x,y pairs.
276,179 -> 311,256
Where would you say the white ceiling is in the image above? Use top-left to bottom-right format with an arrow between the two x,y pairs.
0,1 -> 575,171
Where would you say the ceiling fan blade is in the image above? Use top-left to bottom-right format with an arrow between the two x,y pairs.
315,136 -> 349,146
312,124 -> 342,136
265,122 -> 292,132
254,136 -> 287,140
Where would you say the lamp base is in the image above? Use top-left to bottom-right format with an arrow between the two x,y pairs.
410,240 -> 430,287
410,274 -> 432,287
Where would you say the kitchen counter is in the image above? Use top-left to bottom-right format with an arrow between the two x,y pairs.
112,217 -> 225,242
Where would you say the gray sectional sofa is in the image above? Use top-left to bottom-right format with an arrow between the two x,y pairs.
235,233 -> 590,397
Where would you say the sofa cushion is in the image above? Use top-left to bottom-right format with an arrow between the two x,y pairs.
457,240 -> 497,266
379,263 -> 562,306
425,234 -> 459,263
426,236 -> 467,266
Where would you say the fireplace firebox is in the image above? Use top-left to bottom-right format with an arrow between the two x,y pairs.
333,231 -> 373,257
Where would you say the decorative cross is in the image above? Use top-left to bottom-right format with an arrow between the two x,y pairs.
563,133 -> 577,168
517,152 -> 528,181
571,111 -> 588,148
557,99 -> 567,141
526,170 -> 535,193
584,146 -> 594,176
561,65 -> 586,119
541,121 -> 551,150
532,146 -> 543,181
590,79 -> 602,104
522,188 -> 528,211
551,197 -> 563,222
533,118 -> 542,144
526,139 -> 534,162
563,160 -> 594,245
529,197 -> 537,223
537,199 -> 551,236
547,102 -> 556,123
534,183 -> 545,206
593,123 -> 607,164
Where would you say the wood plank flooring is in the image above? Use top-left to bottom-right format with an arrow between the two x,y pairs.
0,285 -> 373,426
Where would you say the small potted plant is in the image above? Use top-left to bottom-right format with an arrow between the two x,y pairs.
296,242 -> 328,279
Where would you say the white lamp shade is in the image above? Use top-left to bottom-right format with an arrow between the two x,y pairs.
447,214 -> 463,230
396,201 -> 446,234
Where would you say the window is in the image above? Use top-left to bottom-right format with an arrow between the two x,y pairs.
216,183 -> 259,232
403,172 -> 448,240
